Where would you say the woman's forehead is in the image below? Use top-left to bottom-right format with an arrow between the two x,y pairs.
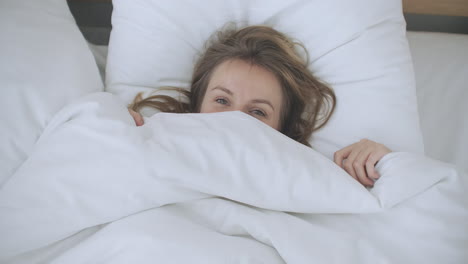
207,59 -> 283,100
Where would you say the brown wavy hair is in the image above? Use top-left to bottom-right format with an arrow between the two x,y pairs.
130,25 -> 336,147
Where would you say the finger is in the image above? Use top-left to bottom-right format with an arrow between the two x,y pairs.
353,150 -> 375,187
135,113 -> 144,126
365,154 -> 380,180
343,146 -> 362,182
334,143 -> 355,169
129,109 -> 144,126
365,147 -> 390,180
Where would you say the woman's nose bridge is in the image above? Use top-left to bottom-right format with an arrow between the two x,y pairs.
231,103 -> 247,113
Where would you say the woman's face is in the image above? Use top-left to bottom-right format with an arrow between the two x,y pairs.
200,59 -> 283,130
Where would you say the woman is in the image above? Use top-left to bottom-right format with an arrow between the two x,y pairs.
128,25 -> 390,187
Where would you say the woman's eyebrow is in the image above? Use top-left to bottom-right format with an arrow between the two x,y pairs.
251,99 -> 274,111
211,86 -> 233,95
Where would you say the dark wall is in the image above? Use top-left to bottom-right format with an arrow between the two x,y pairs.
67,0 -> 113,45
405,13 -> 468,34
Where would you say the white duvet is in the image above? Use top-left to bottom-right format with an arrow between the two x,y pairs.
1,93 -> 467,263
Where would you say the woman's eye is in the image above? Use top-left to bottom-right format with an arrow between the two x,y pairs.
215,98 -> 228,105
251,109 -> 266,117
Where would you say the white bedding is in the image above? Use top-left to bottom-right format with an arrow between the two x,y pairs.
1,93 -> 467,263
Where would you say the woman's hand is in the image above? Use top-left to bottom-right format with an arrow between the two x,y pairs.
334,139 -> 391,187
128,108 -> 144,126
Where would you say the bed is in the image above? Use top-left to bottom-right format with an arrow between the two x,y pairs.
1,0 -> 467,263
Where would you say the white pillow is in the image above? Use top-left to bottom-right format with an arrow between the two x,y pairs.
107,0 -> 424,159
0,0 -> 103,184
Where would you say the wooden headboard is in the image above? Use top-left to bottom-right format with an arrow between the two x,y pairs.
402,0 -> 468,34
403,0 -> 468,17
